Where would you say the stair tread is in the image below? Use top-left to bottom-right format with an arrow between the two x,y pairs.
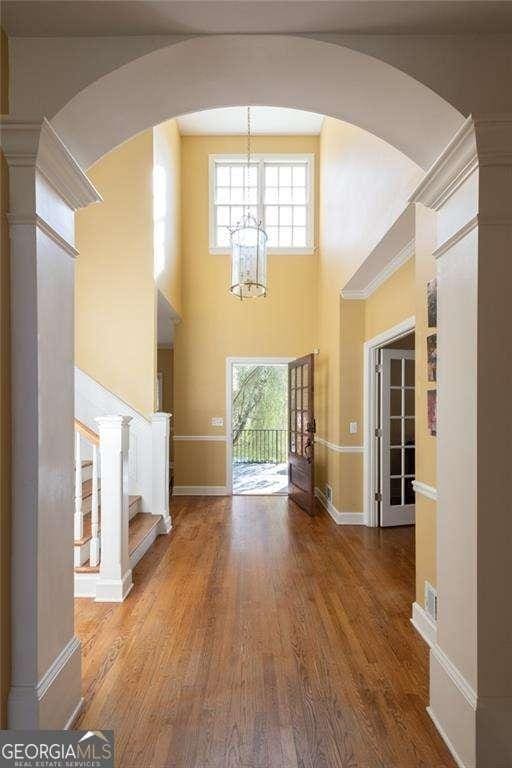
128,512 -> 162,555
74,510 -> 161,574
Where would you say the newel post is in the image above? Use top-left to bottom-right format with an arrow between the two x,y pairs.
151,412 -> 172,534
95,416 -> 133,602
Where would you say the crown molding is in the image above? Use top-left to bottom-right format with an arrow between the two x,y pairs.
341,239 -> 414,300
409,116 -> 477,211
1,118 -> 101,211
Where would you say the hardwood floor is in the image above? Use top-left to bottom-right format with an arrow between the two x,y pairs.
75,496 -> 455,768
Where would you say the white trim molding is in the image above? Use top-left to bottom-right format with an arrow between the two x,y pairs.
341,239 -> 414,300
7,213 -> 79,258
8,636 -> 82,730
432,644 -> 478,711
315,437 -> 363,453
363,316 -> 416,527
173,485 -> 228,496
174,434 -> 227,442
411,601 -> 437,648
410,115 -> 477,210
413,480 -> 438,501
314,487 -> 364,525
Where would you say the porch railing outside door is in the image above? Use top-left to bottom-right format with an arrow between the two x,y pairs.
233,428 -> 288,464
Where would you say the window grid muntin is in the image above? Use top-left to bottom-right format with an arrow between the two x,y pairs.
211,155 -> 313,251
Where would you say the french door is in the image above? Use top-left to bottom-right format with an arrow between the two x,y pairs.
378,348 -> 416,526
288,353 -> 315,515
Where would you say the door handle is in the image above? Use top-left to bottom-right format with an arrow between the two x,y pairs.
304,438 -> 313,463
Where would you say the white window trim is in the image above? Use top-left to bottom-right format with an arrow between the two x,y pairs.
209,153 -> 315,256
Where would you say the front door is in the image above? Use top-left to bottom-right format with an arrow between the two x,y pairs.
288,354 -> 315,514
379,348 -> 416,526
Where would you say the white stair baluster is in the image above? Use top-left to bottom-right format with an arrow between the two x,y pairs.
89,443 -> 100,566
74,430 -> 83,541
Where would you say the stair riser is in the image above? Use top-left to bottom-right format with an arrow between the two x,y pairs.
129,497 -> 141,520
74,540 -> 90,567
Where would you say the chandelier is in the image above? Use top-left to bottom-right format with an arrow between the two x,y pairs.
229,107 -> 268,299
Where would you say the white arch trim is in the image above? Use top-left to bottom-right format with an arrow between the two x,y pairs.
52,34 -> 463,170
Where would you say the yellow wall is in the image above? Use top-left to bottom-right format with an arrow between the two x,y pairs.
414,204 -> 438,605
175,135 -> 319,487
0,26 -> 10,728
317,116 -> 421,512
154,121 -> 182,316
76,130 -> 157,415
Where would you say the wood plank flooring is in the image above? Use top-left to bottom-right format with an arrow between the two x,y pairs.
75,495 -> 455,768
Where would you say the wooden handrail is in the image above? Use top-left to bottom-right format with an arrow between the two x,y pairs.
74,418 -> 100,446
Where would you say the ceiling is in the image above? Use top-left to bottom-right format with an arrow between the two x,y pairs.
176,107 -> 324,136
3,1 -> 512,37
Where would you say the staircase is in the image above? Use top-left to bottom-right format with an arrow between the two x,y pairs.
73,416 -> 171,601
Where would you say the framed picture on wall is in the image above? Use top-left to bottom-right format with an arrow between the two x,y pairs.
427,389 -> 437,436
427,277 -> 437,328
427,333 -> 437,382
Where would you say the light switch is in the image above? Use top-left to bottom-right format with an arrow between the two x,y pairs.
349,421 -> 358,434
211,416 -> 224,427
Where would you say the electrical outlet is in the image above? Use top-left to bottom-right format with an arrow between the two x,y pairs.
211,416 -> 224,427
349,421 -> 358,434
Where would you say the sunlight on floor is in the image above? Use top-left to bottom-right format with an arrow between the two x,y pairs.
233,462 -> 288,494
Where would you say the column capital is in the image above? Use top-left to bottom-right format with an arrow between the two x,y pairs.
1,117 -> 101,210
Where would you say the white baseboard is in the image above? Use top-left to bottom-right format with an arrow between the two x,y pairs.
173,485 -> 228,496
74,571 -> 99,598
314,487 -> 365,525
8,636 -> 82,729
411,601 -> 437,648
427,706 -> 467,768
64,696 -> 84,729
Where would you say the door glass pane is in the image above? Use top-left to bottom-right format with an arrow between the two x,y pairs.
296,367 -> 302,388
390,448 -> 402,476
296,387 -> 302,411
404,447 -> 415,475
296,412 -> 302,432
391,359 -> 402,386
390,389 -> 402,416
291,368 -> 295,388
302,387 -> 308,409
404,418 -> 415,443
404,477 -> 415,504
302,364 -> 308,386
405,359 -> 415,386
390,418 -> 402,446
302,411 -> 308,434
290,411 -> 295,430
390,478 -> 402,505
296,434 -> 302,455
290,389 -> 295,408
405,389 -> 415,416
290,433 -> 296,453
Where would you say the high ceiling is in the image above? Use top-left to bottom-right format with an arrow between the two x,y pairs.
3,1 -> 512,37
176,107 -> 324,136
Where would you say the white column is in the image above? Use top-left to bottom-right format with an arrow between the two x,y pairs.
151,412 -> 172,534
412,115 -> 512,767
95,415 -> 133,602
1,119 -> 101,729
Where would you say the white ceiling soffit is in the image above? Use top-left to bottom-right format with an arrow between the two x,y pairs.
341,205 -> 415,300
176,107 -> 324,136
